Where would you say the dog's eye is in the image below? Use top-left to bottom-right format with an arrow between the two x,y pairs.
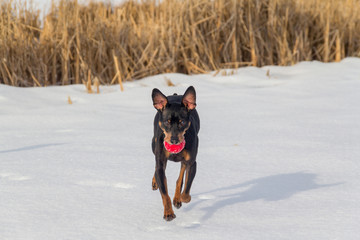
164,119 -> 171,126
179,120 -> 184,126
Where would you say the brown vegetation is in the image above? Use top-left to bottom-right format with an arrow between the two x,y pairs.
0,0 -> 359,87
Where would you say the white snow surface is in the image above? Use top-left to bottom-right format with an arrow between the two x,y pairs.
1,58 -> 360,239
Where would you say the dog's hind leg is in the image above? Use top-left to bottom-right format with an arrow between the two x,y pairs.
181,161 -> 197,203
173,162 -> 186,209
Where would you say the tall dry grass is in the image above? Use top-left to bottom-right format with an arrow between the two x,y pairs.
0,0 -> 360,87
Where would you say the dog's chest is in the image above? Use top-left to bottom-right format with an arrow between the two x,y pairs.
168,152 -> 185,162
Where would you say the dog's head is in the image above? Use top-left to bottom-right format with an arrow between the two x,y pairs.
152,86 -> 196,145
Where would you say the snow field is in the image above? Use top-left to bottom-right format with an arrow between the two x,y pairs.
1,58 -> 359,239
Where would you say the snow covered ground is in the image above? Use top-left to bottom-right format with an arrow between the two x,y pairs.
1,58 -> 359,239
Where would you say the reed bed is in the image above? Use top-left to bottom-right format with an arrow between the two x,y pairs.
0,0 -> 359,87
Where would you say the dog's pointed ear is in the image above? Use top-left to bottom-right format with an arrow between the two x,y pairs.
152,88 -> 168,111
182,86 -> 196,110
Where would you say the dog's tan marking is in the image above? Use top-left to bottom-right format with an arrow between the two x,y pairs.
164,149 -> 171,159
182,150 -> 191,161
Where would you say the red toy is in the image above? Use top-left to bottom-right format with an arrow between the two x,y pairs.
164,140 -> 185,154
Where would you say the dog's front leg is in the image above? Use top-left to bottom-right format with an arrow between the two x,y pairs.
155,159 -> 176,221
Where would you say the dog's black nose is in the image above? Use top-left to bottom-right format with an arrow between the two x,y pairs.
170,136 -> 179,144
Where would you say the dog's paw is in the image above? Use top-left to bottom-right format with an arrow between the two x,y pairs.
152,177 -> 158,191
173,198 -> 182,209
180,193 -> 191,203
163,213 -> 176,221
152,182 -> 158,191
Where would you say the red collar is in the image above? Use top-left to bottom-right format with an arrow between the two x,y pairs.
164,140 -> 185,154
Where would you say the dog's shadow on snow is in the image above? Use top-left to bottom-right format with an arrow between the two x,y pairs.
185,172 -> 342,222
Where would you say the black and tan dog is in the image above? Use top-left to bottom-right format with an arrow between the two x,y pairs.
151,86 -> 200,221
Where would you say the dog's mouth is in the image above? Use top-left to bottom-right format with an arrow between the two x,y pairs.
164,140 -> 185,154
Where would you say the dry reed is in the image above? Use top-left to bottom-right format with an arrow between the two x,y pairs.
0,0 -> 360,87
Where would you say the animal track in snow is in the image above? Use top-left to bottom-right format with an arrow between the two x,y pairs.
76,180 -> 134,189
144,225 -> 170,232
197,194 -> 216,200
177,221 -> 201,228
113,182 -> 134,189
0,172 -> 31,181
